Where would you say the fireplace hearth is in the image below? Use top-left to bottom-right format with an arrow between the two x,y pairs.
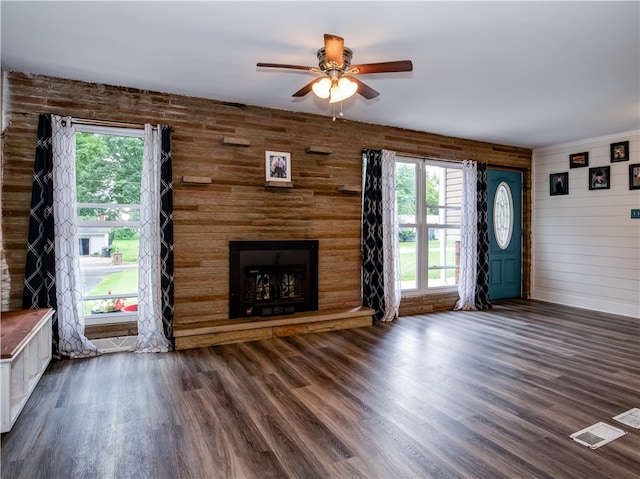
229,240 -> 319,319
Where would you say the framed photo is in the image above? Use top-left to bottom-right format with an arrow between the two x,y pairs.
265,151 -> 291,182
629,163 -> 640,190
550,172 -> 568,196
589,166 -> 610,190
569,152 -> 589,168
611,141 -> 629,163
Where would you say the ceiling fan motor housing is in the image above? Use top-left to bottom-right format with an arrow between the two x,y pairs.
316,47 -> 353,73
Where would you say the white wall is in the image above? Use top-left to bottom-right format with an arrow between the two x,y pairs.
532,130 -> 640,318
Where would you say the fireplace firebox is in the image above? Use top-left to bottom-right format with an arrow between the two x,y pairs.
229,240 -> 319,319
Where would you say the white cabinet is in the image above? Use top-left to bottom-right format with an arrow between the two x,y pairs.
1,308 -> 53,433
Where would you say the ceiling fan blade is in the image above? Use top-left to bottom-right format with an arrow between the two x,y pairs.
257,62 -> 317,72
292,79 -> 318,97
349,77 -> 380,99
324,34 -> 344,65
348,60 -> 413,74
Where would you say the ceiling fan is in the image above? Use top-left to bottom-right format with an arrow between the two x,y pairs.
257,33 -> 413,104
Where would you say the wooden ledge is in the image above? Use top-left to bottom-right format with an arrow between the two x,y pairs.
305,145 -> 333,155
265,181 -> 293,188
174,306 -> 374,350
181,175 -> 212,184
221,137 -> 250,146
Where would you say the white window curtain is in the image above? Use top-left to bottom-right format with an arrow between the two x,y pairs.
135,124 -> 171,352
455,160 -> 479,310
51,115 -> 100,358
381,149 -> 401,321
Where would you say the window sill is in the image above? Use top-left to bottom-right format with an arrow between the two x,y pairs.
85,312 -> 137,326
401,287 -> 458,298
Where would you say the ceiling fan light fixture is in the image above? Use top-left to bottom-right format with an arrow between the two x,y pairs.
328,77 -> 358,104
259,33 -> 409,105
312,78 -> 331,99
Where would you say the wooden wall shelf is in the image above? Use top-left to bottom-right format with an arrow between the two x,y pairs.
338,184 -> 362,194
305,145 -> 333,155
265,181 -> 293,188
221,137 -> 251,147
181,176 -> 212,184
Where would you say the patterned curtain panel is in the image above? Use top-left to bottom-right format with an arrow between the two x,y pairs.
159,126 -> 174,344
455,160 -> 479,310
381,150 -> 401,321
135,124 -> 171,352
23,114 -> 60,356
50,115 -> 100,358
361,149 -> 401,322
475,162 -> 492,309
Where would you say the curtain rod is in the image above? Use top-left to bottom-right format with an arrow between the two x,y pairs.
70,117 -> 146,129
395,151 -> 465,163
395,151 -> 509,170
69,117 -> 173,132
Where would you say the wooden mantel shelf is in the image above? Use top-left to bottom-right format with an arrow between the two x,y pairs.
174,306 -> 374,350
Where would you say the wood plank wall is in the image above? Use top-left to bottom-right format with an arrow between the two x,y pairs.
532,133 -> 640,318
1,71 -> 532,329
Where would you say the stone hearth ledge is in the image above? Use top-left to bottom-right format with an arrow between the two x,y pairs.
173,306 -> 374,350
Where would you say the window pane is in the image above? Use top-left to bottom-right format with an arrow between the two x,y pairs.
426,227 -> 460,288
494,182 -> 513,250
396,162 -> 416,224
426,206 -> 460,226
79,227 -> 139,317
399,227 -> 417,290
75,132 -> 143,206
444,168 -> 462,208
76,130 -> 143,323
77,205 -> 140,223
425,165 -> 441,212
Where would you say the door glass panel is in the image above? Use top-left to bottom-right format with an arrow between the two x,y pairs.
494,182 -> 513,250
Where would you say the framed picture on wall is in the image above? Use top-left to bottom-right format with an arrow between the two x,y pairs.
611,141 -> 629,163
589,166 -> 610,190
629,163 -> 640,190
265,151 -> 291,183
569,152 -> 589,168
550,172 -> 568,196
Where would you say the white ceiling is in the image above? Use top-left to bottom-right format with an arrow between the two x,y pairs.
2,1 -> 639,149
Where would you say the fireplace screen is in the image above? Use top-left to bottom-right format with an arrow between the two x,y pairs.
244,265 -> 306,316
229,240 -> 318,318
250,271 -> 303,301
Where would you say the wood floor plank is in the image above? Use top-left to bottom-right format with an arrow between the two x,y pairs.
1,299 -> 638,478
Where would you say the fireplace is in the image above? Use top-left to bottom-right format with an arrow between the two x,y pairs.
229,240 -> 319,319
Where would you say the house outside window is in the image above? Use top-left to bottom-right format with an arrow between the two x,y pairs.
75,126 -> 143,325
396,157 -> 462,293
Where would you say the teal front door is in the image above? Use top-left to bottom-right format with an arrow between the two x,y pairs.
487,170 -> 522,300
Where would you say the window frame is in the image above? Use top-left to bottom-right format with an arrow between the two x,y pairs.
75,124 -> 144,325
396,156 -> 462,295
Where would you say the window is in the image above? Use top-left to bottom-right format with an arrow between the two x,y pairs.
75,126 -> 144,324
396,158 -> 462,293
493,181 -> 513,249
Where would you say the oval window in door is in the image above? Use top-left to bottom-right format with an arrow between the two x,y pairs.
494,181 -> 513,249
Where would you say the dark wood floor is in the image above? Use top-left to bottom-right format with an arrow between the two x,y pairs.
2,299 -> 639,479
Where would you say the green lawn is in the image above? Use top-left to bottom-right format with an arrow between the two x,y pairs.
84,239 -> 139,313
87,239 -> 139,295
399,240 -> 458,281
109,238 -> 139,263
87,268 -> 138,296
